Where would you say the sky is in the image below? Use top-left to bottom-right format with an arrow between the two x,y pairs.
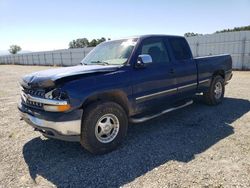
0,0 -> 249,52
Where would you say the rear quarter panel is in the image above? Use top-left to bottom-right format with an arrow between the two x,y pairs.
195,54 -> 232,92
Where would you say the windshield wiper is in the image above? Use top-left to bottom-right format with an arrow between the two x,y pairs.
90,61 -> 109,65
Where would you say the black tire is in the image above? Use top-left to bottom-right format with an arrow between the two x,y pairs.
204,75 -> 225,105
80,101 -> 128,154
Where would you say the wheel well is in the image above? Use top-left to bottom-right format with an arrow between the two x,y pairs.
213,70 -> 225,79
82,91 -> 130,115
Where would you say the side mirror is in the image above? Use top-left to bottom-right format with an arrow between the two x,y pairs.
135,54 -> 152,68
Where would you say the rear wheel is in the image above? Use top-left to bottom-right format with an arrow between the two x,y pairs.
80,101 -> 128,154
204,75 -> 225,105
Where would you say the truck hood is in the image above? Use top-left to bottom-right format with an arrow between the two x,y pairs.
21,65 -> 120,88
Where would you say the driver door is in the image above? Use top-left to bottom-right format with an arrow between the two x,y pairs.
132,37 -> 177,112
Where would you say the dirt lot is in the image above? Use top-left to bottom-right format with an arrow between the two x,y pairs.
0,65 -> 249,188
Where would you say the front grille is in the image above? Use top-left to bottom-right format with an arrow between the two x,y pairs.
22,87 -> 45,109
25,99 -> 43,107
23,88 -> 45,98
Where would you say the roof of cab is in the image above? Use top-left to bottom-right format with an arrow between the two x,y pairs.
102,34 -> 185,43
110,34 -> 184,41
138,34 -> 185,39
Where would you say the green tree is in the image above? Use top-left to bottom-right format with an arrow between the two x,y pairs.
69,38 -> 89,48
88,39 -> 98,47
97,37 -> 106,44
184,32 -> 203,37
9,45 -> 21,54
69,37 -> 109,48
89,37 -> 107,47
215,25 -> 250,33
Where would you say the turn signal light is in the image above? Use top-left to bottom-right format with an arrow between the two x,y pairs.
43,104 -> 71,112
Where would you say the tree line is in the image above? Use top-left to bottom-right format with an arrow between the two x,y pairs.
7,37 -> 111,54
184,25 -> 250,37
68,37 -> 111,48
215,25 -> 250,33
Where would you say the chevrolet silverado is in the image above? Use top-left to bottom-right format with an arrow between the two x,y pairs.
18,35 -> 232,154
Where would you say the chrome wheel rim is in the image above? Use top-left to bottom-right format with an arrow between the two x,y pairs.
214,82 -> 223,99
95,114 -> 120,143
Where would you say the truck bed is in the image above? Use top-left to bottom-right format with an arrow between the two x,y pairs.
195,54 -> 232,84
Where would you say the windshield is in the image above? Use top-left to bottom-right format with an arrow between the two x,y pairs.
81,38 -> 138,65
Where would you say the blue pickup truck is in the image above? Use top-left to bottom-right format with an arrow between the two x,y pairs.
19,35 -> 232,154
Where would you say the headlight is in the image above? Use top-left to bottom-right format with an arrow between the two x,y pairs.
44,88 -> 71,112
45,88 -> 68,100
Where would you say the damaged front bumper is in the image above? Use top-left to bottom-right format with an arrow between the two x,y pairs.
18,102 -> 82,142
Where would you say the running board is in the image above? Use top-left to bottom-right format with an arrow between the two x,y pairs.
130,100 -> 193,123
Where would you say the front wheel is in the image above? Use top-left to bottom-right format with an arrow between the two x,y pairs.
80,101 -> 128,154
203,75 -> 225,105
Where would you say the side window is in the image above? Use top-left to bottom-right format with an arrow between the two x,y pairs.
140,39 -> 170,63
169,38 -> 192,60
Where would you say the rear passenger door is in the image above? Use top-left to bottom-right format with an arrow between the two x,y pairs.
167,37 -> 197,98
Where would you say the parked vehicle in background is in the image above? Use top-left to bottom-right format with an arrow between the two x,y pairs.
18,35 -> 232,154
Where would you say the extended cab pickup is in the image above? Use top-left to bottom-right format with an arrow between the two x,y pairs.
18,35 -> 232,154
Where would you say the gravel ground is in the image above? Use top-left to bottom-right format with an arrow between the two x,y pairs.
0,65 -> 249,188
